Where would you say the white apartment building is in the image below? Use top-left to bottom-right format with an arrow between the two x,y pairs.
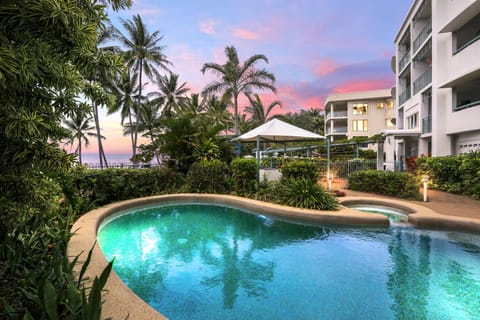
386,0 -> 480,163
324,89 -> 396,142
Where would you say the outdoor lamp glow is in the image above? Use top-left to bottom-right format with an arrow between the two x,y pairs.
422,175 -> 429,202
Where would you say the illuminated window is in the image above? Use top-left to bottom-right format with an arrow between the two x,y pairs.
386,101 -> 394,109
407,113 -> 418,129
353,104 -> 368,115
353,120 -> 368,131
385,118 -> 395,127
377,102 -> 384,109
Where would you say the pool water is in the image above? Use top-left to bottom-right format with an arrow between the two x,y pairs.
347,204 -> 409,223
97,203 -> 480,320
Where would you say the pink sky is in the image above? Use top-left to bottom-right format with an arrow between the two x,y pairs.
81,1 -> 410,158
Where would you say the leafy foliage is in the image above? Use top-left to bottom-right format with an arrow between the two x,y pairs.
0,0 -> 131,318
348,170 -> 421,200
184,160 -> 230,194
281,160 -> 319,182
416,153 -> 480,198
231,158 -> 258,196
278,178 -> 339,210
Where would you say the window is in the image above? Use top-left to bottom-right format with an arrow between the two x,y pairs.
385,118 -> 395,128
386,101 -> 394,109
377,102 -> 384,109
454,13 -> 480,54
353,104 -> 368,115
407,113 -> 418,129
352,120 -> 368,131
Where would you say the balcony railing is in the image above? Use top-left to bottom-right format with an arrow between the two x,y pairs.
326,126 -> 347,134
398,51 -> 410,71
413,66 -> 432,94
326,111 -> 348,120
413,17 -> 432,53
399,86 -> 411,105
422,115 -> 432,134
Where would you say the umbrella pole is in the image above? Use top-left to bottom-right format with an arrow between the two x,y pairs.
257,136 -> 261,181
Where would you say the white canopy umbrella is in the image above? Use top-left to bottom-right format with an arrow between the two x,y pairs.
232,118 -> 325,172
233,118 -> 325,142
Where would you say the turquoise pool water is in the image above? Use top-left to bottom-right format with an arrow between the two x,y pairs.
97,203 -> 480,320
346,204 -> 409,222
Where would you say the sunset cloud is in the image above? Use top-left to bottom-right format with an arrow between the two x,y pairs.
200,19 -> 216,35
233,28 -> 260,40
312,59 -> 342,77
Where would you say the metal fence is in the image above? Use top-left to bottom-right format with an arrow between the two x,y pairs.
84,162 -> 161,170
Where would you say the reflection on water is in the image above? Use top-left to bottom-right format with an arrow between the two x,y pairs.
98,204 -> 480,320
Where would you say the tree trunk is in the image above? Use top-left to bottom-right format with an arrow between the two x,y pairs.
234,93 -> 239,135
128,110 -> 135,157
133,61 -> 143,161
93,103 -> 108,168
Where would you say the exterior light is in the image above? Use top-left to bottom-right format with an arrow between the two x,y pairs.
422,175 -> 429,202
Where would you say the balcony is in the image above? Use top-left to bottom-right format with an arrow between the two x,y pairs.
422,115 -> 432,134
413,17 -> 432,53
326,111 -> 347,120
399,86 -> 411,105
398,52 -> 410,71
326,126 -> 347,134
413,67 -> 432,94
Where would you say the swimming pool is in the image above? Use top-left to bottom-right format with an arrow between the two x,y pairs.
97,202 -> 480,320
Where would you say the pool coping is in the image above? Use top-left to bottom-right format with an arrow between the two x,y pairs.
67,193 -> 480,320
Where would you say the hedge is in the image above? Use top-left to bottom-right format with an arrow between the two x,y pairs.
348,170 -> 421,200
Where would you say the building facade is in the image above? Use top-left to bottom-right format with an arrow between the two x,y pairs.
388,0 -> 480,162
324,89 -> 396,142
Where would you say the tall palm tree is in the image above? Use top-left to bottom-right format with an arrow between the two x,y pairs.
150,72 -> 189,117
244,93 -> 282,127
114,14 -> 171,159
201,45 -> 277,135
64,103 -> 103,164
110,69 -> 139,156
124,101 -> 163,164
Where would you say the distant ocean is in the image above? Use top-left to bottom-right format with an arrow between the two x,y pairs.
81,153 -> 138,164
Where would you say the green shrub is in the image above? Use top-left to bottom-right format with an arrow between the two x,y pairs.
185,159 -> 230,194
416,154 -> 480,198
61,167 -> 183,211
348,170 -> 421,200
278,178 -> 339,210
281,160 -> 318,182
231,158 -> 257,196
459,154 -> 480,199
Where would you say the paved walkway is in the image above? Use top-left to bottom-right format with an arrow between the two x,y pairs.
324,178 -> 480,221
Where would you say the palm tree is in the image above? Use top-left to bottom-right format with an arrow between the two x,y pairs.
64,103 -> 103,164
110,69 -> 139,156
150,72 -> 189,117
204,95 -> 233,134
244,93 -> 282,127
180,93 -> 206,117
114,14 -> 171,159
124,101 -> 163,164
201,45 -> 277,135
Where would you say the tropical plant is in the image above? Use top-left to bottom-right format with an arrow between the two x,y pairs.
278,178 -> 339,210
244,93 -> 282,127
0,1 -> 131,318
204,94 -> 234,133
124,101 -> 163,163
114,14 -> 171,159
185,159 -> 230,194
109,69 -> 140,156
201,45 -> 277,135
64,103 -> 104,164
150,72 -> 189,117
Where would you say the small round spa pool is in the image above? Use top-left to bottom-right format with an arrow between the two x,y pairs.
97,201 -> 480,320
